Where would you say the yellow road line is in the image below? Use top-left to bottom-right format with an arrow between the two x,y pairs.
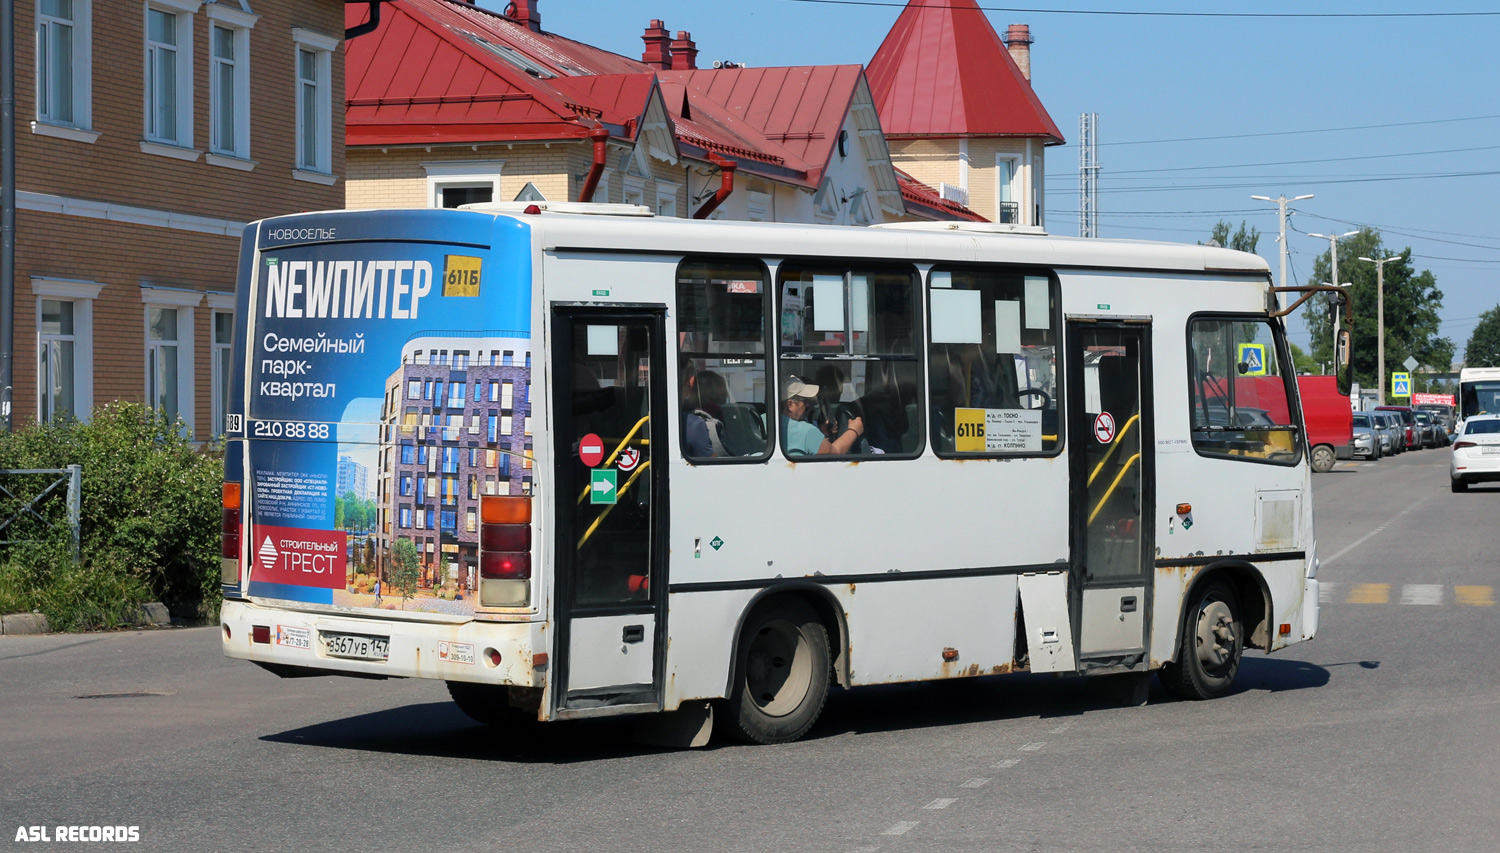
1346,583 -> 1391,604
1455,585 -> 1496,607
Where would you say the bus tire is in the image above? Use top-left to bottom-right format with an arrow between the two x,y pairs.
446,681 -> 535,727
1160,581 -> 1243,701
727,598 -> 830,744
1310,444 -> 1336,473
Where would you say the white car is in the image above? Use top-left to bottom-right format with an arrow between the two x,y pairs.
1450,414 -> 1500,492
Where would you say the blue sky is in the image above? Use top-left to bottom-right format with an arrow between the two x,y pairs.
477,1 -> 1500,358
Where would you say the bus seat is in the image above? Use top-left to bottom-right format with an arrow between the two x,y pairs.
718,403 -> 766,456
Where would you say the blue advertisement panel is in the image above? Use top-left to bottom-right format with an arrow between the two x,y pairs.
243,212 -> 533,616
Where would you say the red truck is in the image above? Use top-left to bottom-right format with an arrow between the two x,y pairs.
1297,375 -> 1353,473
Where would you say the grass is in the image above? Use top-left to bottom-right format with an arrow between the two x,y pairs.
0,548 -> 153,632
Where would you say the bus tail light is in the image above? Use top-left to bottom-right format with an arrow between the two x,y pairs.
221,482 -> 242,585
480,495 -> 532,607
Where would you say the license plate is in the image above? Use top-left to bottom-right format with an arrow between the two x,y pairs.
322,632 -> 389,661
1482,446 -> 1500,455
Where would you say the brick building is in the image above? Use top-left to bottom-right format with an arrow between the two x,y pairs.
12,0 -> 348,439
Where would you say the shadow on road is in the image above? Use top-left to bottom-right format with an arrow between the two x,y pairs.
1232,656 -> 1335,693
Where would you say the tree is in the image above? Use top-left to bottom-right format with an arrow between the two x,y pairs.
1202,220 -> 1261,254
1465,306 -> 1500,367
389,538 -> 421,608
1300,229 -> 1453,393
1289,342 -> 1319,376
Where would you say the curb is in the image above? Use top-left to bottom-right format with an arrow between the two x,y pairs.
1,612 -> 50,635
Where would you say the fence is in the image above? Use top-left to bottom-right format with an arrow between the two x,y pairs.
0,465 -> 82,563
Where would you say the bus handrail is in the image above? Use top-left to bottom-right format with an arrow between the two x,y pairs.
577,459 -> 651,550
575,414 -> 651,505
1089,452 -> 1141,526
1087,413 -> 1140,488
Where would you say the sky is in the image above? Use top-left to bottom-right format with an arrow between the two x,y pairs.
476,0 -> 1500,360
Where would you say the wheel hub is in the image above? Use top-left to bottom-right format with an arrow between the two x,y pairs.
1195,600 -> 1237,669
745,619 -> 812,717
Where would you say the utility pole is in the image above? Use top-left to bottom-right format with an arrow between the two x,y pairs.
1078,113 -> 1099,238
1251,193 -> 1313,309
1309,230 -> 1358,355
1,0 -> 14,433
1359,253 -> 1404,405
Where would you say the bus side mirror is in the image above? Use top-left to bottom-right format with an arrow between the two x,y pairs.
1335,328 -> 1352,396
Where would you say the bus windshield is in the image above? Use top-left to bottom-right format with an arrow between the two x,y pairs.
1460,381 -> 1500,420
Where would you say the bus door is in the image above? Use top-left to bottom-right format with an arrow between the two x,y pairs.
549,308 -> 668,715
1066,320 -> 1155,670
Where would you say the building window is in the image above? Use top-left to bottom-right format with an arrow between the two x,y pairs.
748,191 -> 772,222
146,307 -> 179,420
407,379 -> 420,399
465,508 -> 477,533
38,300 -> 75,422
207,7 -> 255,162
36,0 -> 93,133
501,381 -> 514,409
996,157 -> 1018,224
145,2 -> 196,149
655,181 -> 679,217
400,444 -> 415,464
211,304 -> 233,437
423,161 -> 503,208
399,507 -> 412,529
400,474 -> 412,497
292,28 -> 337,176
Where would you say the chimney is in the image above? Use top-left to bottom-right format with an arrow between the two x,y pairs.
641,19 -> 672,70
507,0 -> 541,33
1003,24 -> 1033,81
670,31 -> 698,70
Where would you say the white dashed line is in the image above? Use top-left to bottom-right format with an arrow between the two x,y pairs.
1019,742 -> 1046,752
991,758 -> 1021,769
923,799 -> 957,810
1321,498 -> 1429,567
959,778 -> 990,789
1401,584 -> 1444,605
1049,723 -> 1071,734
882,821 -> 919,836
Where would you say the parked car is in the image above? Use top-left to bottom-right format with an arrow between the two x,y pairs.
1374,410 -> 1406,453
1376,405 -> 1420,451
1297,376 -> 1354,473
1368,411 -> 1399,455
1418,403 -> 1456,436
1351,412 -> 1385,459
1414,411 -> 1446,448
1450,414 -> 1500,491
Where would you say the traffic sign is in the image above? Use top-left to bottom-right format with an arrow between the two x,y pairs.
579,433 -> 605,467
590,469 -> 618,505
1236,343 -> 1268,376
1403,355 -> 1419,371
1391,372 -> 1411,398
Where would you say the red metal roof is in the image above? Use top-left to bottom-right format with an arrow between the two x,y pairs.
866,0 -> 1063,143
895,168 -> 988,221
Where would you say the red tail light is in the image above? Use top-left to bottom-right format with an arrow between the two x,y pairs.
481,524 -> 530,551
1453,440 -> 1476,450
479,495 -> 533,605
221,482 -> 242,584
481,551 -> 531,580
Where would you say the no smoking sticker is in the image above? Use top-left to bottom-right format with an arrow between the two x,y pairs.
1094,412 -> 1116,444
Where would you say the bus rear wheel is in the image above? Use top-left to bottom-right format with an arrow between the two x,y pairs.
727,598 -> 830,744
1160,581 -> 1243,701
447,681 -> 537,728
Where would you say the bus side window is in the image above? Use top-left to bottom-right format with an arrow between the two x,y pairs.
927,267 -> 1060,457
676,258 -> 772,462
1187,317 -> 1301,464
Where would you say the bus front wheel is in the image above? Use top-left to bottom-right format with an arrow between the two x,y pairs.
1160,581 -> 1243,701
727,598 -> 830,744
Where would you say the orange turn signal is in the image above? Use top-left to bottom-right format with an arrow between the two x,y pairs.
481,495 -> 531,525
223,482 -> 242,510
1175,503 -> 1192,515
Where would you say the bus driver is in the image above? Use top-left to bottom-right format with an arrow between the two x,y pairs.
782,377 -> 863,456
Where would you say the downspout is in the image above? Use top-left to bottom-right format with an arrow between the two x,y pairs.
692,153 -> 736,219
1,0 -> 15,431
575,124 -> 611,203
346,0 -> 389,41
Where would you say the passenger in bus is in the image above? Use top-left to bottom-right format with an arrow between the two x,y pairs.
782,377 -> 863,456
682,369 -> 730,457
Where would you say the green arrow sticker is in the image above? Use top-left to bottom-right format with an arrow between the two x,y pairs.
710,536 -> 724,551
590,469 -> 618,505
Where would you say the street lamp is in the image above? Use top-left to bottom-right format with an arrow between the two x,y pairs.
1251,194 -> 1315,306
1359,253 -> 1404,405
1309,230 -> 1358,357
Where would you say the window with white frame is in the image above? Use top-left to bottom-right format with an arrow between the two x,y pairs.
144,1 -> 197,149
996,156 -> 1018,224
209,293 -> 234,437
623,176 -> 646,208
292,28 -> 338,177
33,277 -> 100,424
35,0 -> 93,134
423,161 -> 504,209
655,181 -> 679,217
142,286 -> 200,434
206,3 -> 256,162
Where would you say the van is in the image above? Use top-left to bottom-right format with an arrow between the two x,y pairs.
1297,375 -> 1354,472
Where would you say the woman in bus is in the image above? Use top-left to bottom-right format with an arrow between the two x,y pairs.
782,377 -> 863,456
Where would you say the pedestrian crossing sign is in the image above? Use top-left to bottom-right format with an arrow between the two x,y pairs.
1392,372 -> 1411,398
1236,343 -> 1268,376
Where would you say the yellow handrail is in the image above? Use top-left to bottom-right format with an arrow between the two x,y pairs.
577,459 -> 651,549
575,414 -> 651,505
1087,412 -> 1140,487
1088,452 -> 1141,526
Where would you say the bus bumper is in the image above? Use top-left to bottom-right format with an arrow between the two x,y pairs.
220,599 -> 546,688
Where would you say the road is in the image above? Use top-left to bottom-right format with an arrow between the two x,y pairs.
3,448 -> 1497,852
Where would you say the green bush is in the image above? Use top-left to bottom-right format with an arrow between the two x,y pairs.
0,402 -> 221,627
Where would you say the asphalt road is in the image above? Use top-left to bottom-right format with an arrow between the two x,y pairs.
3,447 -> 1496,852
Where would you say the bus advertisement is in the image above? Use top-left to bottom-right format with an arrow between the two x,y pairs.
220,205 -> 1343,745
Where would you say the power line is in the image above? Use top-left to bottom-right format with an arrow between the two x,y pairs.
1291,211 -> 1500,252
1045,170 -> 1500,195
779,0 -> 1500,19
1053,114 -> 1500,148
1050,144 -> 1500,176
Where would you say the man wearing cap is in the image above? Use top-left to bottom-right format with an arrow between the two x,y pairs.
783,377 -> 863,456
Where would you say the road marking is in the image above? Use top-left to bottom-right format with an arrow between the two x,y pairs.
881,821 -> 919,836
1456,586 -> 1497,607
1321,497 -> 1430,567
1019,741 -> 1046,752
1400,584 -> 1444,605
923,799 -> 957,810
1049,722 -> 1071,734
1346,583 -> 1390,604
959,778 -> 990,789
1319,582 -> 1336,604
991,758 -> 1021,769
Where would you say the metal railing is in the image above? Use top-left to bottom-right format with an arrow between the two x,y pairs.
998,201 -> 1019,224
0,465 -> 81,562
